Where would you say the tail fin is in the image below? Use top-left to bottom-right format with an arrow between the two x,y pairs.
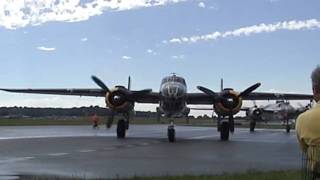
128,76 -> 131,90
220,78 -> 224,91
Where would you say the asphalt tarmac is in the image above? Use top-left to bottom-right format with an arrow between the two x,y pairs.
0,125 -> 302,179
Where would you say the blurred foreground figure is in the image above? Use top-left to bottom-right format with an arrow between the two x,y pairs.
91,114 -> 100,129
296,65 -> 320,179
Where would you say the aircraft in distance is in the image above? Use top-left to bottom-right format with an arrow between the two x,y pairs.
243,100 -> 312,133
0,74 -> 314,142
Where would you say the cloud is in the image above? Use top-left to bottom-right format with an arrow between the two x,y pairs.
147,49 -> 158,55
122,55 -> 132,60
0,0 -> 187,29
198,2 -> 206,8
166,19 -> 320,44
80,37 -> 88,42
37,46 -> 56,51
171,54 -> 185,59
268,0 -> 280,3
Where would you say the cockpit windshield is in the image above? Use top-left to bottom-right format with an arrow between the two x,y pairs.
161,75 -> 186,85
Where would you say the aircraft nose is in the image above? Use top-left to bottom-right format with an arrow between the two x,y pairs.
163,84 -> 184,98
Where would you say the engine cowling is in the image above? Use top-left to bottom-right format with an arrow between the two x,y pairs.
214,89 -> 243,116
247,107 -> 263,121
105,86 -> 133,112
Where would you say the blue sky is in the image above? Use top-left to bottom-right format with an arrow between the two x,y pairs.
0,0 -> 319,115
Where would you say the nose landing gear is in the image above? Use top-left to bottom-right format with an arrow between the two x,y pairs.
250,121 -> 256,132
167,121 -> 176,142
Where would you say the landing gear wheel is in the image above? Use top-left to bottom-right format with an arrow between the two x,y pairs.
286,124 -> 291,133
167,126 -> 175,143
117,119 -> 126,138
250,121 -> 256,132
220,121 -> 230,141
217,124 -> 221,132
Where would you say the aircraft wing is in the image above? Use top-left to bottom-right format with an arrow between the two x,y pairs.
186,92 -> 313,105
0,88 -> 106,97
189,107 -> 214,111
0,88 -> 161,104
242,92 -> 313,100
133,92 -> 160,104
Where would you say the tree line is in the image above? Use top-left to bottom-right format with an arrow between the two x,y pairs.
0,106 -> 157,118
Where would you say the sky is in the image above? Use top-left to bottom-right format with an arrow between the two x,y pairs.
0,0 -> 319,116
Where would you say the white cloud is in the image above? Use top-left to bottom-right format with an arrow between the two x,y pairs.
167,19 -> 320,44
80,37 -> 88,42
171,54 -> 185,59
147,49 -> 158,55
122,55 -> 132,60
37,46 -> 56,51
198,2 -> 205,8
268,0 -> 279,3
0,0 -> 187,30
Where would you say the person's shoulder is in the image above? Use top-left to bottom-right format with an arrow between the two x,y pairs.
298,110 -> 308,120
298,106 -> 320,121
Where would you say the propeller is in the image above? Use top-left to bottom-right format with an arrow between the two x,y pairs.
197,86 -> 219,101
91,76 -> 110,92
197,82 -> 261,134
91,75 -> 151,129
91,75 -> 152,102
238,83 -> 261,97
197,82 -> 261,102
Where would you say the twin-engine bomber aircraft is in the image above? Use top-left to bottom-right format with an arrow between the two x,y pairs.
0,74 -> 313,142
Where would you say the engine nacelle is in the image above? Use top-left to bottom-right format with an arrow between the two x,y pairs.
214,89 -> 243,116
105,86 -> 133,112
247,107 -> 263,121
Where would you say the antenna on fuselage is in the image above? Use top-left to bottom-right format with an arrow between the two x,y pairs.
220,78 -> 224,91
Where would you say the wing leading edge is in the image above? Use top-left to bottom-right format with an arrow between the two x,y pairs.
186,92 -> 313,105
0,88 -> 160,104
0,89 -> 313,105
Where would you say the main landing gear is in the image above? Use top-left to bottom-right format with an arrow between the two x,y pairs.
220,121 -> 230,141
250,120 -> 256,132
285,119 -> 291,133
220,115 -> 235,141
117,119 -> 127,138
167,121 -> 176,143
107,111 -> 130,139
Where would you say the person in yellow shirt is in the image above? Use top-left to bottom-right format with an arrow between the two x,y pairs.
296,65 -> 320,177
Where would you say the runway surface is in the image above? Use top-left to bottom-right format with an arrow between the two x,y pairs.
0,125 -> 301,179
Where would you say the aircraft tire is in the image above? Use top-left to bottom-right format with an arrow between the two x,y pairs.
125,120 -> 129,130
286,124 -> 290,133
220,121 -> 230,141
250,121 -> 256,132
117,119 -> 126,138
168,127 -> 175,143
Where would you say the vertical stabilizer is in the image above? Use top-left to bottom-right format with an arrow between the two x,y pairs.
220,78 -> 224,91
128,76 -> 131,90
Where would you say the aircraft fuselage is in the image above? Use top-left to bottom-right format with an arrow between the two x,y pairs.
159,74 -> 188,117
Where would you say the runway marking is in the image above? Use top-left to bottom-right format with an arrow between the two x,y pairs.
150,140 -> 161,144
0,175 -> 20,180
103,147 -> 116,151
139,142 -> 150,146
48,153 -> 69,156
0,157 -> 35,163
125,144 -> 136,148
189,135 -> 219,140
79,149 -> 96,153
114,145 -> 127,149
